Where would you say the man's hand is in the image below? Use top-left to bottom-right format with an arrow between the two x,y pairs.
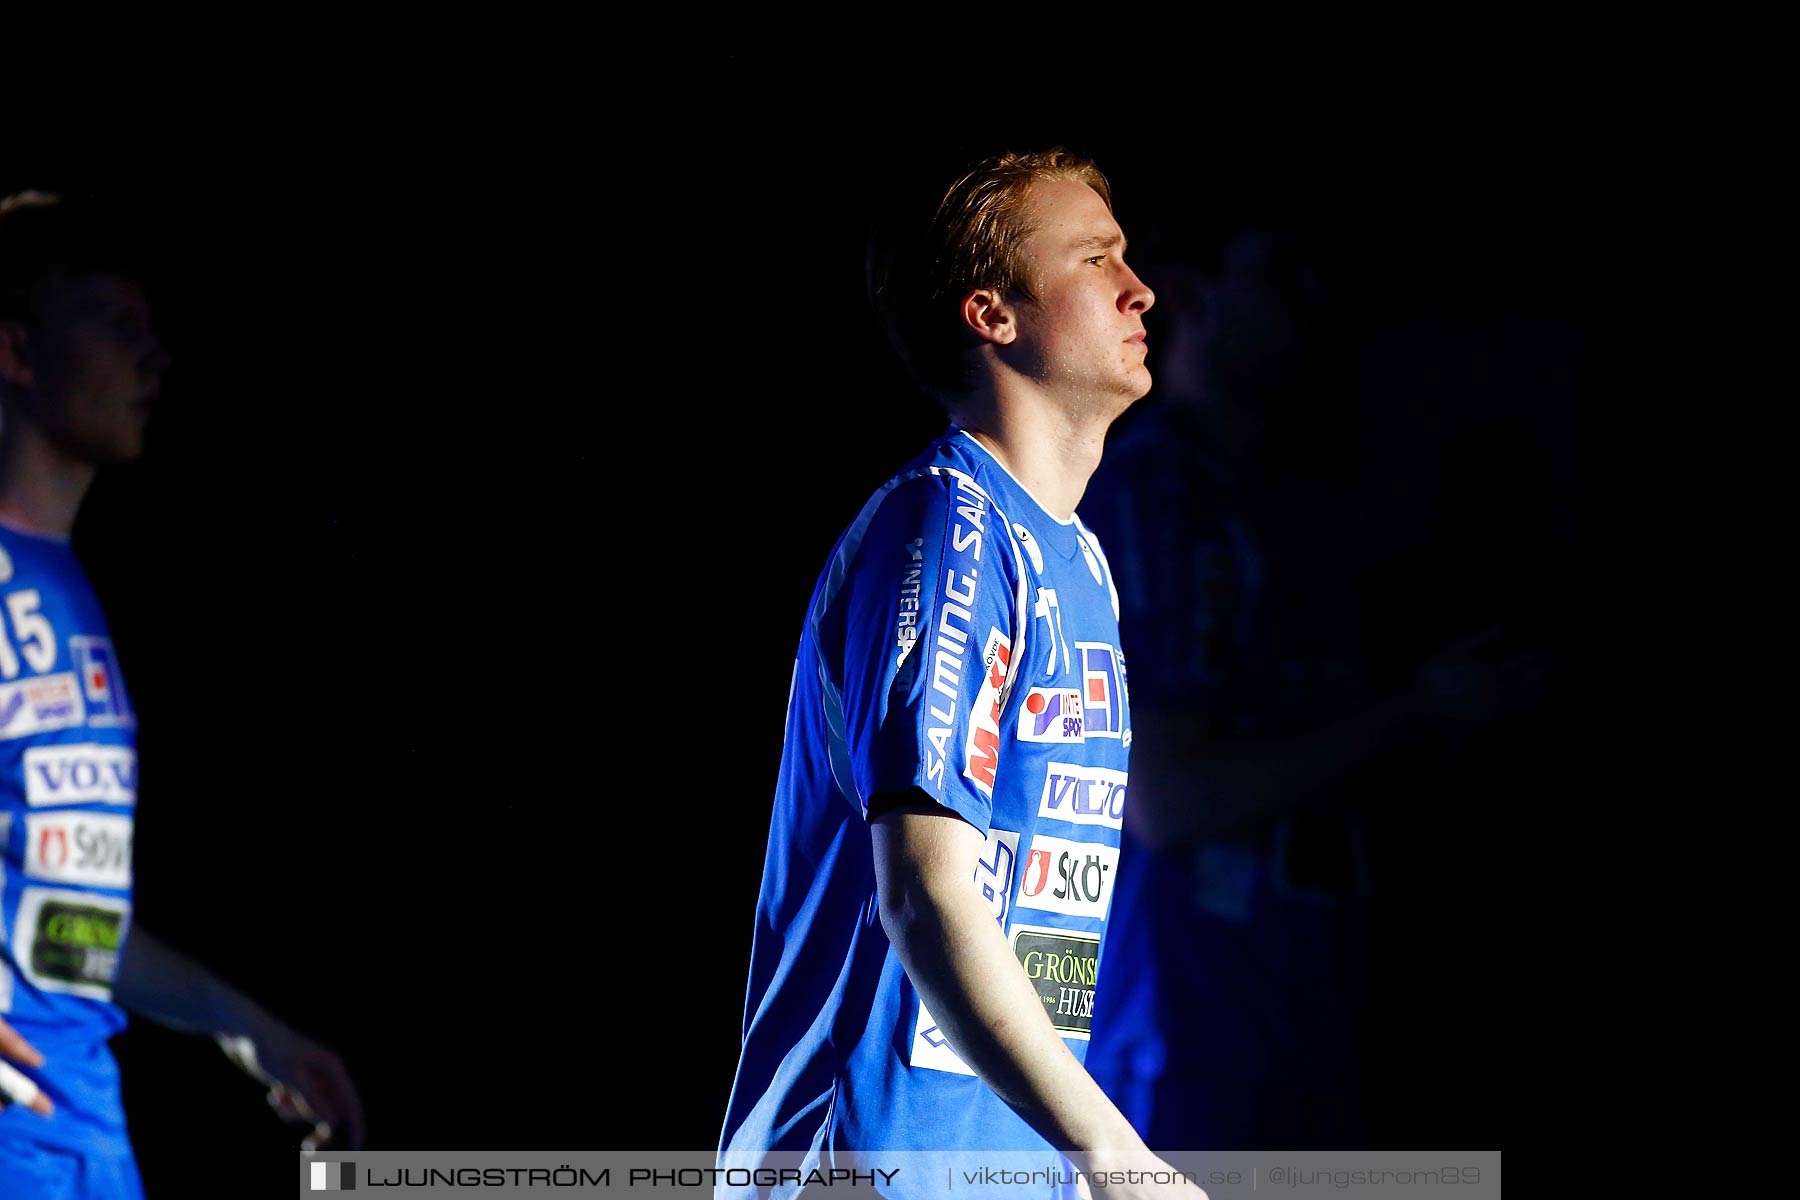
1075,1150 -> 1210,1200
115,926 -> 366,1149
0,1016 -> 54,1117
217,1019 -> 366,1151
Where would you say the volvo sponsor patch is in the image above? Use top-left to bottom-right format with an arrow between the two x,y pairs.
23,743 -> 137,806
1018,687 -> 1084,744
0,673 -> 85,741
13,886 -> 129,1000
1016,833 -> 1119,920
23,812 -> 133,889
1011,924 -> 1100,1037
1037,761 -> 1128,831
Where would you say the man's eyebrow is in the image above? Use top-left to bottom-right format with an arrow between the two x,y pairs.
1070,232 -> 1125,253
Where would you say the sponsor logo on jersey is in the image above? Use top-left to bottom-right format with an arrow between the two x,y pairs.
24,743 -> 137,807
1016,833 -> 1119,920
923,475 -> 989,794
1018,687 -> 1084,744
893,537 -> 925,669
70,637 -> 134,728
974,825 -> 1020,927
961,628 -> 1011,798
1012,924 -> 1100,1038
0,673 -> 85,742
23,812 -> 133,889
1074,642 -> 1124,739
1037,761 -> 1129,831
12,886 -> 129,1000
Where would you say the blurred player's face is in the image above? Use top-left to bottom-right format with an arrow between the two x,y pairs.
28,274 -> 167,465
1008,178 -> 1155,416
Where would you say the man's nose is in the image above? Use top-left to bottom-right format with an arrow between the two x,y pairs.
1123,271 -> 1154,314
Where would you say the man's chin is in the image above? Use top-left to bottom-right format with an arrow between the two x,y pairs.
1121,371 -> 1154,409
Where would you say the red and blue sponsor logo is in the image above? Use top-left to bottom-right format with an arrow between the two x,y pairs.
1018,687 -> 1084,744
1075,642 -> 1123,739
70,637 -> 134,728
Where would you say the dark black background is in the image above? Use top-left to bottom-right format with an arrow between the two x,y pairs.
10,58 -> 1584,1191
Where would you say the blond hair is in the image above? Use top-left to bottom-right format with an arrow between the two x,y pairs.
868,148 -> 1112,399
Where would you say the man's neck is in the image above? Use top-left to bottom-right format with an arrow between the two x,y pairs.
0,424 -> 96,539
951,389 -> 1117,523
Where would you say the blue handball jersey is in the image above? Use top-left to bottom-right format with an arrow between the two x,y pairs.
0,522 -> 138,1149
721,430 -> 1133,1189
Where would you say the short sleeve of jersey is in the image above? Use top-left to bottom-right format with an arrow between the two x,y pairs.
818,469 -> 1021,834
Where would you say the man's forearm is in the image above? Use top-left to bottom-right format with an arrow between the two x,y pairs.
113,924 -> 273,1040
879,873 -> 1146,1155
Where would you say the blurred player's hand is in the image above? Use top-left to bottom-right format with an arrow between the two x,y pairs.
217,1019 -> 365,1150
0,1016 -> 54,1116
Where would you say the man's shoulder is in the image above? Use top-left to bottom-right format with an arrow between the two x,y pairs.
808,433 -> 1023,631
873,430 -> 1001,504
838,433 -> 1008,550
0,524 -> 82,594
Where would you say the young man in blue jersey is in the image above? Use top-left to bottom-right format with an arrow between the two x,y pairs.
0,192 -> 362,1197
720,151 -> 1206,1198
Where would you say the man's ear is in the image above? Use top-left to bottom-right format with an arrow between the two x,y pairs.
959,287 -> 1018,347
0,322 -> 34,390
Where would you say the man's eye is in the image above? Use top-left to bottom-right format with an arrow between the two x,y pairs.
1085,256 -> 1106,267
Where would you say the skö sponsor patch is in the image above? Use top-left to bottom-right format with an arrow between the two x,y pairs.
0,673 -> 86,742
23,812 -> 133,889
1018,687 -> 1083,744
1037,762 -> 1129,831
1016,833 -> 1120,921
24,743 -> 137,806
